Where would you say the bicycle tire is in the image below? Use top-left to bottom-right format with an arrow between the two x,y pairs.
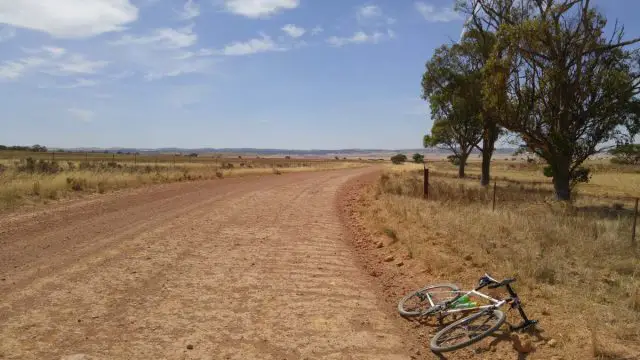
397,284 -> 460,317
430,309 -> 506,353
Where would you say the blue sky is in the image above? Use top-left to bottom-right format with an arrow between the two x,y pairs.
0,0 -> 638,149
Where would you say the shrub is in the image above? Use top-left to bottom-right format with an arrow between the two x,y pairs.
32,181 -> 41,196
610,144 -> 640,165
215,170 -> 224,178
390,154 -> 407,164
97,181 -> 106,194
543,165 -> 592,187
272,168 -> 282,175
66,177 -> 87,191
79,161 -> 94,170
447,154 -> 464,166
412,153 -> 425,164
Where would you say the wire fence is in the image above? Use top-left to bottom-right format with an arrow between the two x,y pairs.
421,165 -> 640,246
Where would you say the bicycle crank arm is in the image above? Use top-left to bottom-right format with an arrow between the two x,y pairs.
510,319 -> 538,332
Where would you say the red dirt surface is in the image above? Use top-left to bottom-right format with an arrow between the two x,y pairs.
0,169 -> 416,360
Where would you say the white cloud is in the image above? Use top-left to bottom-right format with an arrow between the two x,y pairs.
281,24 -> 305,38
356,4 -> 395,26
53,55 -> 109,75
357,5 -> 382,21
144,57 -> 215,80
68,108 -> 95,122
179,0 -> 200,20
311,26 -> 324,35
0,0 -> 138,38
222,34 -> 283,56
0,47 -> 108,80
415,2 -> 462,22
223,0 -> 299,18
0,57 -> 46,80
327,29 -> 394,47
39,78 -> 100,89
41,47 -> 67,58
111,25 -> 197,49
0,26 -> 16,42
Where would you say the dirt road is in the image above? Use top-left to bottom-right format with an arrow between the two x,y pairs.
0,169 -> 413,360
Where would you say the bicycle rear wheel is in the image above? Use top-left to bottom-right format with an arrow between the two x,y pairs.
397,284 -> 459,317
430,309 -> 506,353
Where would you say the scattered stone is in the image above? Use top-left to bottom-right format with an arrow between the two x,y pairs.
541,309 -> 550,316
547,339 -> 558,348
384,255 -> 395,262
511,333 -> 535,354
396,261 -> 404,267
368,270 -> 379,277
376,242 -> 384,249
186,344 -> 194,350
464,254 -> 473,261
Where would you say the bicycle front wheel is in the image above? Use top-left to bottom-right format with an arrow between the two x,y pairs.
430,309 -> 506,353
397,284 -> 460,317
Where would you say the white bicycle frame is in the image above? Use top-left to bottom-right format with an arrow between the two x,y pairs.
425,289 -> 507,315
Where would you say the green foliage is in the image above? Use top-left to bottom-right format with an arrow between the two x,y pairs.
412,153 -> 425,163
471,0 -> 640,199
610,144 -> 640,165
447,154 -> 463,166
390,154 -> 407,164
0,144 -> 48,152
543,166 -> 591,186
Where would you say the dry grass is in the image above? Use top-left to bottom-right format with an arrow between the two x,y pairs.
388,159 -> 640,198
0,159 -> 366,211
360,169 -> 640,359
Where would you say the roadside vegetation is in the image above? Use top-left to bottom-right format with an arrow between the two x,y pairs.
360,164 -> 640,358
0,153 -> 366,211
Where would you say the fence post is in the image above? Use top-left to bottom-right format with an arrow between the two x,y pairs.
134,153 -> 137,165
492,181 -> 497,211
423,165 -> 429,200
85,152 -> 88,162
51,151 -> 55,161
632,198 -> 639,247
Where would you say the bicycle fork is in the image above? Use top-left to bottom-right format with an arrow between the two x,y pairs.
505,284 -> 538,331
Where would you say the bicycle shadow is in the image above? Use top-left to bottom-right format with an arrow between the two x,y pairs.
425,322 -> 547,360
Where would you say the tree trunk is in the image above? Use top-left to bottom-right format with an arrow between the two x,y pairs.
458,154 -> 468,178
480,124 -> 498,187
480,142 -> 493,186
552,157 -> 571,201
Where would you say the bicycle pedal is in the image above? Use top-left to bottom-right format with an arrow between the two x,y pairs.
511,320 -> 538,332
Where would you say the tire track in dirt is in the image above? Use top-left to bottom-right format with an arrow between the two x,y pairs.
0,169 -> 411,360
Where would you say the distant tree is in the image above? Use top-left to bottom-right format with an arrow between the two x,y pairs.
285,155 -> 291,159
422,41 -> 484,178
0,145 -> 7,151
412,153 -> 425,163
189,153 -> 199,158
391,154 -> 408,164
31,144 -> 48,152
610,144 -> 640,165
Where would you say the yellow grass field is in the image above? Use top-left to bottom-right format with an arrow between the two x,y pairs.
361,162 -> 640,359
0,154 -> 367,211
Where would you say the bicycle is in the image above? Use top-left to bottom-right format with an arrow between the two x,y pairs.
397,273 -> 538,353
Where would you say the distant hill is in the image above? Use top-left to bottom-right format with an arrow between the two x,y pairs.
66,147 -> 517,156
